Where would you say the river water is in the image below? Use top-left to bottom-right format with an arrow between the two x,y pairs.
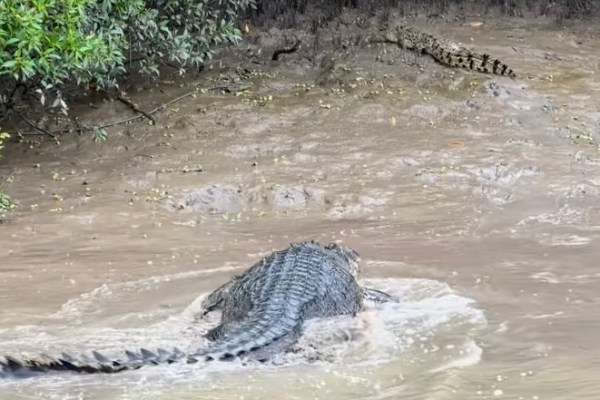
1,18 -> 599,399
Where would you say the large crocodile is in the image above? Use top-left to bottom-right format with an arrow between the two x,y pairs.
1,240 -> 396,378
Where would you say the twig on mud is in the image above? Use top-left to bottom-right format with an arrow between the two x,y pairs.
117,93 -> 157,125
49,90 -> 196,135
16,112 -> 56,138
205,83 -> 252,94
272,38 -> 302,61
144,90 -> 196,115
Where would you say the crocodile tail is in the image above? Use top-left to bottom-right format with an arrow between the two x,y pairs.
459,51 -> 516,78
188,316 -> 302,363
0,347 -> 188,379
435,48 -> 516,78
0,324 -> 297,379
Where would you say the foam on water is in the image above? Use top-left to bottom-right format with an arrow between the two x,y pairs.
0,273 -> 487,399
48,264 -> 242,324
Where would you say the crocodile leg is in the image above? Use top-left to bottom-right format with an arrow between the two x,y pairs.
362,287 -> 399,304
199,278 -> 239,317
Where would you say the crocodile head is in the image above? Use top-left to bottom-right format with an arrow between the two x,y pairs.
325,242 -> 361,276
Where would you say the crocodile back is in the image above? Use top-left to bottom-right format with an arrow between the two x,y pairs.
193,240 -> 363,360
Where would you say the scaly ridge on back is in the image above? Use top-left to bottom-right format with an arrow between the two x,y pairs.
381,25 -> 516,79
192,240 -> 364,361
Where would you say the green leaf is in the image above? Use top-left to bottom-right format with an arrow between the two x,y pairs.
93,127 -> 107,142
1,60 -> 16,69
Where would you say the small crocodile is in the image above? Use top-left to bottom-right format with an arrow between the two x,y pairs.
376,24 -> 517,78
1,240 -> 396,379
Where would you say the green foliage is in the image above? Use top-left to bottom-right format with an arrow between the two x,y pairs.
0,0 -> 126,111
121,0 -> 252,78
0,0 -> 255,116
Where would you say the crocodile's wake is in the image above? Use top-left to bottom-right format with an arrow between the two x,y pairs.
0,257 -> 486,398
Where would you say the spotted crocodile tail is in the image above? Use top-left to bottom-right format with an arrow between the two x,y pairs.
0,347 -> 190,379
429,47 -> 516,79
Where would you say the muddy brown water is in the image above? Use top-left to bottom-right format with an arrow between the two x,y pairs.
1,18 -> 600,399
